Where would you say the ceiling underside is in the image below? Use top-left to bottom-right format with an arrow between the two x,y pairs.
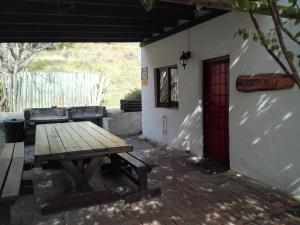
0,0 -> 227,45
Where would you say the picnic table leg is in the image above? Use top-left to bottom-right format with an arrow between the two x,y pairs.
59,160 -> 84,186
59,157 -> 103,191
77,160 -> 84,173
137,171 -> 148,191
42,156 -> 122,214
0,205 -> 11,225
77,157 -> 102,188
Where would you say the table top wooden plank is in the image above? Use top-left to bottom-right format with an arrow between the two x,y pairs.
0,143 -> 14,159
76,122 -> 119,148
53,123 -> 81,152
35,125 -> 51,156
44,124 -> 66,154
67,122 -> 106,150
62,123 -> 92,151
35,122 -> 132,162
83,121 -> 128,146
35,146 -> 132,162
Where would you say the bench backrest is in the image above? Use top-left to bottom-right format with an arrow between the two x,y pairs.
70,106 -> 106,116
24,108 -> 67,120
0,143 -> 24,202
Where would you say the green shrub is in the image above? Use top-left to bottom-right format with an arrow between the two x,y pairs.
124,88 -> 141,100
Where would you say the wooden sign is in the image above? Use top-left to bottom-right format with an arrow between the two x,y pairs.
236,74 -> 294,92
141,67 -> 148,86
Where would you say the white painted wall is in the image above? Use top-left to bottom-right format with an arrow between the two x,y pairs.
141,12 -> 300,197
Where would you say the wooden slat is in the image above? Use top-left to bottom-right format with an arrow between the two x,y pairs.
1,157 -> 24,201
1,142 -> 24,200
77,122 -> 118,148
35,146 -> 132,162
13,142 -> 24,158
0,143 -> 14,159
53,123 -> 81,152
0,144 -> 14,194
35,124 -> 51,156
44,124 -> 66,154
0,160 -> 11,194
117,153 -> 147,169
83,122 -> 128,146
68,122 -> 106,150
62,123 -> 92,151
128,151 -> 158,169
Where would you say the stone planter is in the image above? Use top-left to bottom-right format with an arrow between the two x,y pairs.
120,100 -> 141,112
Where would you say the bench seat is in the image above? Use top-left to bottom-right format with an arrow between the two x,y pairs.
68,106 -> 106,127
109,152 -> 157,191
30,116 -> 68,124
24,108 -> 68,125
71,114 -> 103,119
0,142 -> 24,225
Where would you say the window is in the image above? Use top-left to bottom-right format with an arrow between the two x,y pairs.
155,65 -> 178,108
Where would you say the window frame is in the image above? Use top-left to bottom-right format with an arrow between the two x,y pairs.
155,65 -> 179,109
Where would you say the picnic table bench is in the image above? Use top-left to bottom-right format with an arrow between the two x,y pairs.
0,143 -> 24,225
35,121 -> 160,213
110,152 -> 158,191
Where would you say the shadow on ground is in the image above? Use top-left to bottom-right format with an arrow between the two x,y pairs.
12,136 -> 300,225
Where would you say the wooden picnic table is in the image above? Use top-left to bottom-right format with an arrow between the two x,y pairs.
34,121 -> 133,213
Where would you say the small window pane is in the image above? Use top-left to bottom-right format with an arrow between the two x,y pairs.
170,68 -> 178,104
159,70 -> 169,104
156,66 -> 178,108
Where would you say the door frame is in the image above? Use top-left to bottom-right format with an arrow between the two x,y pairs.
202,55 -> 230,164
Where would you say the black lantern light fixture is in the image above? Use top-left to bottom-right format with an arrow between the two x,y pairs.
180,51 -> 191,69
180,28 -> 191,69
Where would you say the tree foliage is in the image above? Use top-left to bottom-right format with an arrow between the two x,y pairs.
0,43 -> 55,111
124,88 -> 141,100
232,0 -> 300,87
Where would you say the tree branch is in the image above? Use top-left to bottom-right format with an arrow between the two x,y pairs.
272,2 -> 300,46
18,44 -> 51,71
249,10 -> 291,76
268,0 -> 298,76
159,0 -> 300,19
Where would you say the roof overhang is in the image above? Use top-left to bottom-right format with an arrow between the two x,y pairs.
0,0 -> 227,44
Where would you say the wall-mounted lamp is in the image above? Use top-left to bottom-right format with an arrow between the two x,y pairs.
180,28 -> 191,69
180,51 -> 191,69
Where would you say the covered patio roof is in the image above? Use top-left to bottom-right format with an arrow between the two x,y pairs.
0,0 -> 227,44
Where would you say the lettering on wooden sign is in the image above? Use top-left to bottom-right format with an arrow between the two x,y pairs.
236,74 -> 294,92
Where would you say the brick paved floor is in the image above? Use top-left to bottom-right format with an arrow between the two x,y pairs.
12,136 -> 300,225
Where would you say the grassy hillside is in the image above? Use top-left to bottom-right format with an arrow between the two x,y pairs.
29,43 -> 141,107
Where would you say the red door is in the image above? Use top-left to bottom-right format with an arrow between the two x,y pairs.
203,56 -> 229,166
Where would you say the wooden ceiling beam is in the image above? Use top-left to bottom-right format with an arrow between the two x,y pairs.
0,32 -> 152,39
0,24 -> 164,33
3,0 -> 195,20
141,10 -> 227,46
159,0 -> 298,19
0,37 -> 143,43
14,0 -> 194,10
0,13 -> 179,27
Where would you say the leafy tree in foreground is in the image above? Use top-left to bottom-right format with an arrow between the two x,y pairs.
143,0 -> 300,87
0,43 -> 54,112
